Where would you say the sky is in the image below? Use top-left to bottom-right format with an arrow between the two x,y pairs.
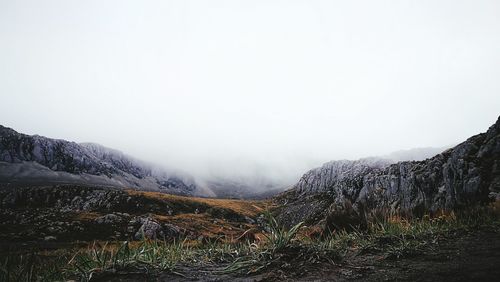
1,0 -> 500,183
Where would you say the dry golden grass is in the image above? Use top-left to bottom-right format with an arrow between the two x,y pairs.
490,200 -> 500,216
153,213 -> 257,241
126,190 -> 273,217
69,191 -> 273,241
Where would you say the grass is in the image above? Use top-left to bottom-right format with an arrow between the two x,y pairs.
262,211 -> 304,251
0,253 -> 67,282
221,211 -> 306,275
125,190 -> 272,217
67,239 -> 191,281
318,206 -> 500,259
154,213 -> 254,240
1,206 -> 499,281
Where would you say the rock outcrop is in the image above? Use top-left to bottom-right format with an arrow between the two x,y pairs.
130,216 -> 180,240
277,116 -> 500,228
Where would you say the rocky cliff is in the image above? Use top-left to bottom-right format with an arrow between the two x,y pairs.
0,125 -> 198,195
277,116 -> 500,228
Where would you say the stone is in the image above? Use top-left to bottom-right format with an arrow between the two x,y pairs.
130,216 -> 181,240
244,216 -> 256,224
134,217 -> 164,240
44,236 -> 57,241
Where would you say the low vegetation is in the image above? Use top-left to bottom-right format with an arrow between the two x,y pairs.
125,190 -> 272,217
1,204 -> 499,281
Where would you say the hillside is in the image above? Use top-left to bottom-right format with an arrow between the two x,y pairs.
0,185 -> 271,243
0,125 -> 200,196
1,183 -> 499,281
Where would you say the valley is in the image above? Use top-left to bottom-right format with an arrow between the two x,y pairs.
3,1 -> 500,280
1,117 -> 499,281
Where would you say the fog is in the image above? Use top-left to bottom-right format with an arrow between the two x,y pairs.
1,0 -> 500,187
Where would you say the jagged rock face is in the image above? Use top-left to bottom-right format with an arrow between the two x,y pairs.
277,116 -> 500,227
295,158 -> 391,196
0,125 -> 198,195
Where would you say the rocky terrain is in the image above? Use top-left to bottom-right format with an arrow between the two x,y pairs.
0,125 -> 200,196
0,185 -> 268,245
1,118 -> 499,281
1,184 -> 498,281
277,116 -> 500,228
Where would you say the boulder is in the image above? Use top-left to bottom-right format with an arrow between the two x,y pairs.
130,216 -> 180,240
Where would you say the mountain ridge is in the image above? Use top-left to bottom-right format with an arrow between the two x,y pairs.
0,125 -> 200,196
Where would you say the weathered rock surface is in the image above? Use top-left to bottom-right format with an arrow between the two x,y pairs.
277,116 -> 500,228
129,216 -> 181,240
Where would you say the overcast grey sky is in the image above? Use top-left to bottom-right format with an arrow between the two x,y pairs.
1,0 -> 499,180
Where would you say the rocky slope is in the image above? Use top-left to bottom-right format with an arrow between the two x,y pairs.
0,185 -> 265,242
0,125 -> 199,195
277,116 -> 500,228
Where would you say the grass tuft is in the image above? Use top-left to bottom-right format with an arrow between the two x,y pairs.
66,239 -> 190,281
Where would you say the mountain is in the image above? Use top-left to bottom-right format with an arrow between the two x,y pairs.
0,125 -> 200,196
202,147 -> 453,199
276,116 -> 500,228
